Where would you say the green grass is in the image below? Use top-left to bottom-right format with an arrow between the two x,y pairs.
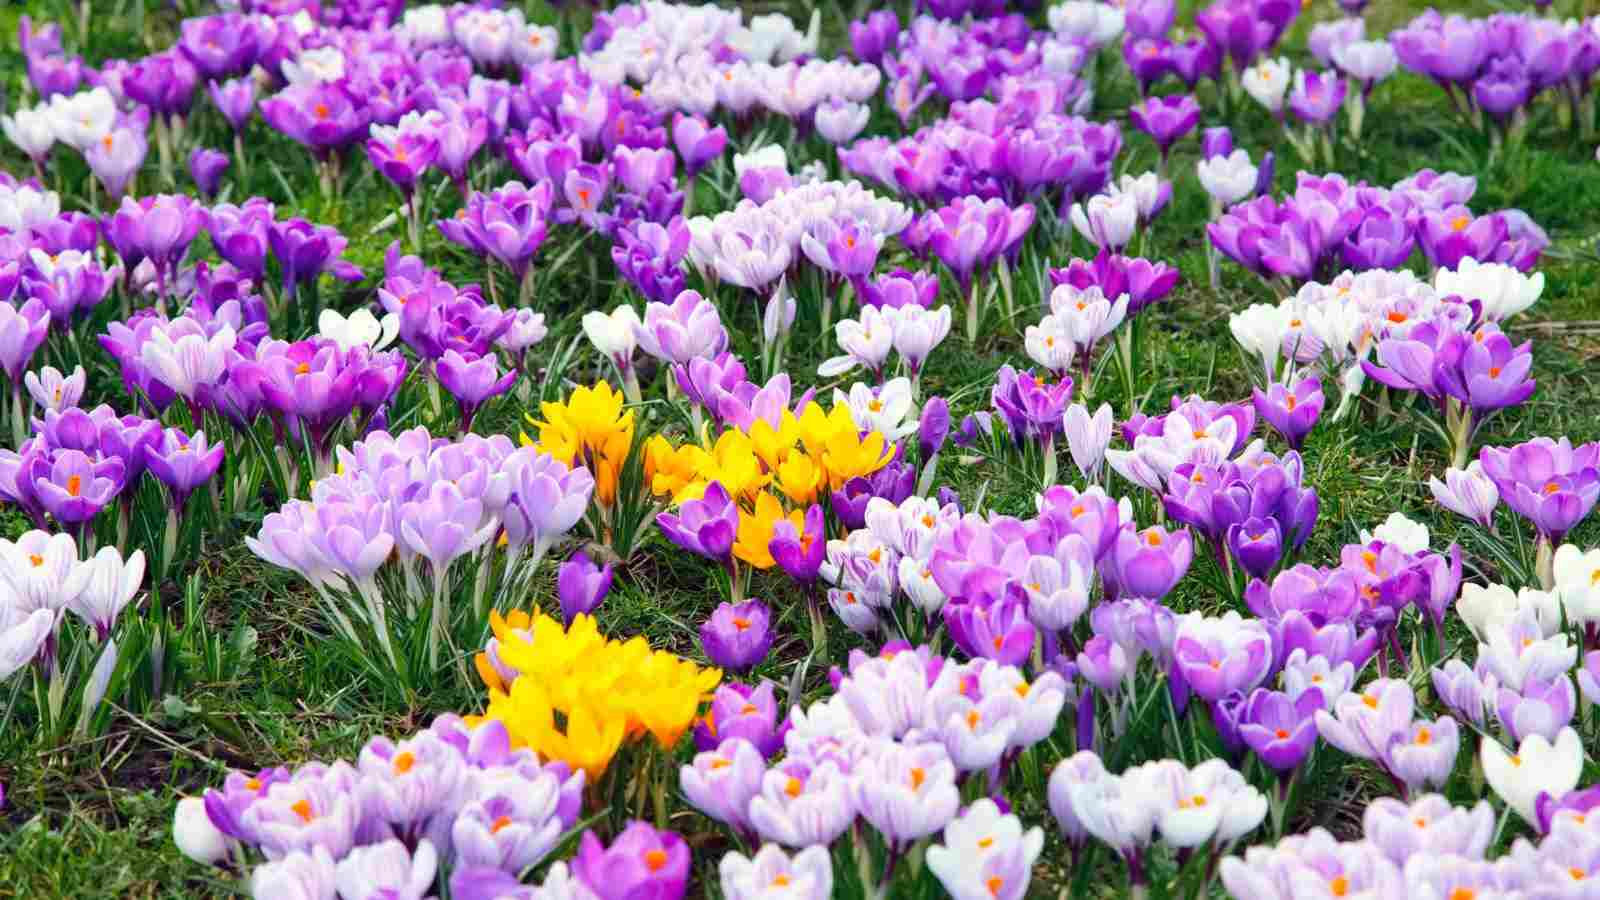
2,0 -> 1600,897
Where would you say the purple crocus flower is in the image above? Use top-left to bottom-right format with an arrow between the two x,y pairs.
656,481 -> 739,564
1342,205 -> 1416,270
208,78 -> 256,133
1128,94 -> 1201,161
849,10 -> 900,63
1112,525 -> 1193,599
1496,676 -> 1577,743
1173,611 -> 1273,702
1236,687 -> 1323,772
990,366 -> 1073,446
259,83 -> 369,158
145,427 -> 224,510
692,681 -> 788,758
831,463 -> 915,532
178,14 -> 260,79
557,551 -> 613,624
0,298 -> 51,382
268,218 -> 364,300
1252,376 -> 1323,450
1227,519 -> 1283,580
1473,57 -> 1532,124
634,290 -> 727,365
435,350 -> 517,433
571,821 -> 689,900
1478,438 -> 1600,544
103,194 -> 209,296
670,114 -> 727,177
123,51 -> 200,120
1419,206 -> 1507,270
188,148 -> 230,199
700,600 -> 774,673
611,217 -> 690,303
1287,70 -> 1348,125
366,129 -> 439,200
768,504 -> 825,584
673,352 -> 745,417
33,448 -> 123,526
944,596 -> 1035,667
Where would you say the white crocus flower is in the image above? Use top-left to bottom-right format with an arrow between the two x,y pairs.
834,378 -> 917,442
1434,257 -> 1544,323
1242,57 -> 1293,114
1196,150 -> 1258,205
319,308 -> 400,352
1481,727 -> 1583,825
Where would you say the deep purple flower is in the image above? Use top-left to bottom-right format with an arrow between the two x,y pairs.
268,218 -> 364,299
123,51 -> 200,119
188,148 -> 230,199
768,504 -> 825,584
944,595 -> 1035,666
700,600 -> 774,673
849,10 -> 900,63
990,365 -> 1073,446
671,114 -> 727,177
145,427 -> 224,509
1128,94 -> 1201,159
831,462 -> 915,531
259,82 -> 369,156
557,550 -> 614,624
919,397 -> 951,461
1228,519 -> 1284,580
1419,206 -> 1507,270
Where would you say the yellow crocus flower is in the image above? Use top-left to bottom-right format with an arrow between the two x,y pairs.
733,491 -> 805,569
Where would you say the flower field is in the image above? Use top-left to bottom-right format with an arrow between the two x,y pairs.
2,0 -> 1600,896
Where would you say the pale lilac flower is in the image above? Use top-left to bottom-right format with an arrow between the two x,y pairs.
24,365 -> 85,412
926,799 -> 1045,900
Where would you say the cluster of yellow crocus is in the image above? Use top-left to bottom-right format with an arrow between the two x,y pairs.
643,402 -> 894,569
522,382 -> 634,505
471,611 -> 722,780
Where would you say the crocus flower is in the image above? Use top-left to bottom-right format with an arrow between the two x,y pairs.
1070,192 -> 1139,252
1112,525 -> 1193,599
693,681 -> 787,758
557,551 -> 613,625
1237,688 -> 1322,772
657,481 -> 739,565
1173,611 -> 1273,702
680,737 -> 765,838
1252,376 -> 1323,450
435,350 -> 517,433
671,114 -> 728,176
634,290 -> 727,365
188,148 -> 230,199
1481,727 -> 1583,825
1478,437 -> 1600,544
208,78 -> 256,132
720,845 -> 832,900
926,799 -> 1045,900
86,127 -> 148,204
24,365 -> 85,412
572,822 -> 690,900
700,599 -> 774,673
145,428 -> 224,510
1128,94 -> 1201,161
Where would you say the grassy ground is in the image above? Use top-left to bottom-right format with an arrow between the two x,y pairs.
2,0 -> 1600,896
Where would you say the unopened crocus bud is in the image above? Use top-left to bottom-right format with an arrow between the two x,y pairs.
1254,151 -> 1276,196
919,396 -> 951,461
174,796 -> 234,865
558,551 -> 614,624
188,147 -> 230,199
1200,126 -> 1233,160
700,600 -> 774,673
